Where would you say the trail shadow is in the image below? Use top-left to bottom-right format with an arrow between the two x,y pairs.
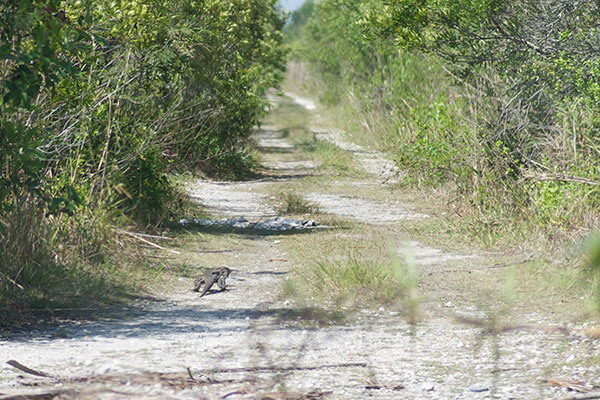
170,224 -> 329,237
255,146 -> 294,154
249,172 -> 316,181
251,127 -> 290,137
3,300 -> 347,342
197,288 -> 229,297
249,271 -> 288,276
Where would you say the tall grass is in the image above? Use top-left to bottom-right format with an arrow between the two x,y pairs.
308,256 -> 402,300
288,248 -> 420,322
0,195 -> 162,328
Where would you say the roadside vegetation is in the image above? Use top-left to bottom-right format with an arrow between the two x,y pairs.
284,0 -> 600,303
286,0 -> 600,246
0,0 -> 286,325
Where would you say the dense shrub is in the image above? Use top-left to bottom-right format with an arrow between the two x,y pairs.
292,0 -> 600,236
0,0 -> 286,314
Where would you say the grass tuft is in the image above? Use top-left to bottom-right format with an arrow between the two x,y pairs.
276,191 -> 318,215
289,249 -> 420,319
312,141 -> 358,176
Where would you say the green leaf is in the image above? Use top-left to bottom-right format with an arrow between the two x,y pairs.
67,185 -> 82,205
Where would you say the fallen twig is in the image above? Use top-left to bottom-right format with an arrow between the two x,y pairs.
186,367 -> 195,381
193,249 -> 241,254
556,394 -> 600,400
364,378 -> 404,391
222,389 -> 332,400
117,230 -> 173,240
68,371 -> 243,387
184,368 -> 215,384
522,171 -> 599,186
116,230 -> 180,254
145,255 -> 177,259
221,390 -> 245,399
546,378 -> 594,393
435,256 -> 534,274
6,360 -> 53,378
206,362 -> 367,375
0,272 -> 24,290
0,390 -> 72,399
485,256 -> 534,270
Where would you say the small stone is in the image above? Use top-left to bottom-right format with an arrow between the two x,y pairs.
96,365 -> 113,375
469,384 -> 489,393
422,384 -> 435,392
565,354 -> 575,362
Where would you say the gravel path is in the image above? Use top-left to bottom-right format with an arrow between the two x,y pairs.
304,193 -> 427,223
185,180 -> 276,219
1,92 -> 599,400
311,128 -> 401,185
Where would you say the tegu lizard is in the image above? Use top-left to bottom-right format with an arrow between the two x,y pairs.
192,267 -> 231,297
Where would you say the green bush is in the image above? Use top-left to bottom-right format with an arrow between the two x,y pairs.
0,0 -> 287,318
290,0 -> 600,240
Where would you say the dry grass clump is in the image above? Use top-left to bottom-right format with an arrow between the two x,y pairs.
276,192 -> 318,215
0,197 -> 159,328
285,232 -> 420,320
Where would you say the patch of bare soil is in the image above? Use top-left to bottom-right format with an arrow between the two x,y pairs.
399,240 -> 478,266
251,126 -> 294,152
285,91 -> 316,111
311,128 -> 402,185
1,92 -> 599,400
185,180 -> 276,219
304,193 -> 427,223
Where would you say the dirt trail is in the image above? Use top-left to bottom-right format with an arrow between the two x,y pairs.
1,92 -> 599,399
